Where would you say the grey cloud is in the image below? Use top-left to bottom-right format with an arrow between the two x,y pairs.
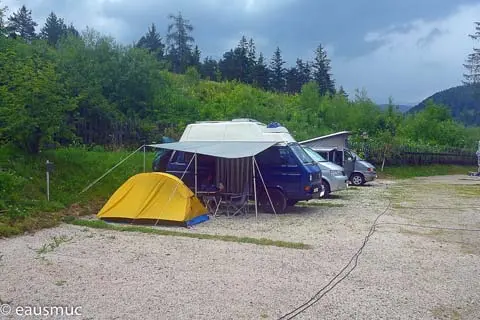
416,28 -> 443,47
3,0 -> 480,104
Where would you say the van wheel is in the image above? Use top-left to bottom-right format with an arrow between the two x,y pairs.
259,189 -> 287,214
322,180 -> 331,198
286,200 -> 298,206
351,173 -> 365,186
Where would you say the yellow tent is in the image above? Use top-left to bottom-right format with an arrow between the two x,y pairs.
97,172 -> 208,226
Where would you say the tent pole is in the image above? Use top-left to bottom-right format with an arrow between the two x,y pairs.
194,153 -> 198,196
143,145 -> 146,173
252,156 -> 257,220
254,158 -> 277,216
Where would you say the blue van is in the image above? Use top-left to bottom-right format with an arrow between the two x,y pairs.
155,120 -> 324,213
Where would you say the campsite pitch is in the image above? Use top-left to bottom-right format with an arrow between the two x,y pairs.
0,175 -> 479,319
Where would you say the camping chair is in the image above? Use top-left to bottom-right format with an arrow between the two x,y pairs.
219,182 -> 250,217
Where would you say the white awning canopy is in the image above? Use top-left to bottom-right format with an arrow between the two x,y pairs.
147,141 -> 278,159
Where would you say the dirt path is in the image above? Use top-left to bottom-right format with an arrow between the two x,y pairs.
1,175 -> 479,319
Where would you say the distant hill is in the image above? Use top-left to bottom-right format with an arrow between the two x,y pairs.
377,104 -> 413,113
409,85 -> 480,126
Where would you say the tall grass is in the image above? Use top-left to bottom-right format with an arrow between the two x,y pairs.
0,145 -> 154,237
378,164 -> 477,179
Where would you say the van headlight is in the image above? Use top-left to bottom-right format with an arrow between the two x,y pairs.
330,170 -> 343,176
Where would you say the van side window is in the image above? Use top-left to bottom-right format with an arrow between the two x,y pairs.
256,147 -> 282,165
172,152 -> 193,164
279,147 -> 297,165
334,150 -> 343,166
344,150 -> 353,160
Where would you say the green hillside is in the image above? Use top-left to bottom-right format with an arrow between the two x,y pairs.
410,85 -> 480,126
1,7 -> 480,237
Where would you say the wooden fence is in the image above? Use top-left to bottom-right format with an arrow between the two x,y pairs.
349,142 -> 477,166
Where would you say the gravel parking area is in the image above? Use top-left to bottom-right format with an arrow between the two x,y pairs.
1,175 -> 479,319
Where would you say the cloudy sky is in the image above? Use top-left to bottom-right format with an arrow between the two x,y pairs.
3,0 -> 480,105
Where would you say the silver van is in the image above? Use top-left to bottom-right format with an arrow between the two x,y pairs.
303,146 -> 348,197
312,147 -> 377,186
300,131 -> 377,186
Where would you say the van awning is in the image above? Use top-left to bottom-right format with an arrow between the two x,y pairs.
147,141 -> 278,159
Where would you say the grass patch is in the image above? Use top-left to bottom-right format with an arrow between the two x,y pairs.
36,235 -> 72,254
431,306 -> 462,320
378,164 -> 476,179
453,184 -> 480,198
68,218 -> 312,250
297,202 -> 345,208
0,145 -> 154,237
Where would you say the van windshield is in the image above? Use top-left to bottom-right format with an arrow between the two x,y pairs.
290,144 -> 314,164
303,147 -> 328,162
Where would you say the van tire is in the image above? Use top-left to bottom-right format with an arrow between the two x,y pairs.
350,173 -> 365,186
286,200 -> 298,206
322,180 -> 331,198
259,188 -> 287,214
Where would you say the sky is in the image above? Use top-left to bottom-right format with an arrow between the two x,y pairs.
3,0 -> 480,105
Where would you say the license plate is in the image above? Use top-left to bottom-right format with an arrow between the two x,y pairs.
313,187 -> 319,193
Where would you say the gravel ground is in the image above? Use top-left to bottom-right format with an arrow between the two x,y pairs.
1,175 -> 479,319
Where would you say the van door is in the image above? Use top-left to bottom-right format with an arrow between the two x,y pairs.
343,149 -> 355,177
255,146 -> 301,197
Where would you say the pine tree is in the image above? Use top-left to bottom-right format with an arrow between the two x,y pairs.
40,12 -> 67,46
166,12 -> 195,73
7,5 -> 37,41
269,46 -> 286,92
200,57 -> 219,80
218,36 -> 250,82
338,86 -> 348,99
66,23 -> 79,37
253,53 -> 269,90
136,23 -> 165,60
463,22 -> 480,87
285,67 -> 301,94
190,45 -> 201,69
296,59 -> 312,86
235,36 -> 249,82
246,38 -> 257,84
0,1 -> 7,36
312,44 -> 335,96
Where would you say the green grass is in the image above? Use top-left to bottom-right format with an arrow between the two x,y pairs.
378,164 -> 477,179
0,145 -> 154,237
453,184 -> 480,198
36,235 -> 73,254
297,202 -> 345,208
67,218 -> 311,250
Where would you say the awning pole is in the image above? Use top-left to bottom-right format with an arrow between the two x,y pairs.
254,158 -> 277,216
252,156 -> 258,220
194,153 -> 198,196
143,145 -> 146,172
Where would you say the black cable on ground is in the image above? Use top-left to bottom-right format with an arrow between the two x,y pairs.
277,194 -> 479,319
277,198 -> 392,320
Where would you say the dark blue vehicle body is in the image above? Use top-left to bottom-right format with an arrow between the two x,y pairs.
161,142 -> 323,211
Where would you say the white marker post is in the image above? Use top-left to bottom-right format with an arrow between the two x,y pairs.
46,160 -> 54,201
477,141 -> 480,173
